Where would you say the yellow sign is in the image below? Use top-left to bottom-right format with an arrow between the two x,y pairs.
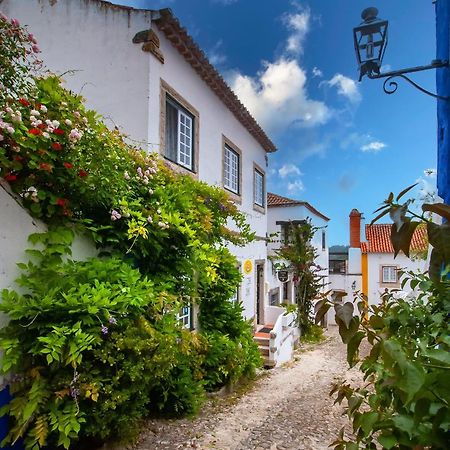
243,259 -> 253,275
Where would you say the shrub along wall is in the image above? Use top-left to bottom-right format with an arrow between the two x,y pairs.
0,15 -> 261,449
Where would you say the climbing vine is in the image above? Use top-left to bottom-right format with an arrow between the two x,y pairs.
0,13 -> 260,449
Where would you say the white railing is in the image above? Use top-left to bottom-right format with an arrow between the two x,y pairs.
267,309 -> 298,367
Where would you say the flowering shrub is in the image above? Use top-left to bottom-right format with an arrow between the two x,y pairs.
0,229 -> 208,448
0,14 -> 42,102
0,15 -> 260,450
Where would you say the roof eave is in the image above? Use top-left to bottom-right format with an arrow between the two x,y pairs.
152,9 -> 276,153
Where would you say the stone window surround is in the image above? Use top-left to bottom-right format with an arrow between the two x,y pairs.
221,135 -> 242,204
253,163 -> 266,214
159,78 -> 200,177
379,264 -> 400,288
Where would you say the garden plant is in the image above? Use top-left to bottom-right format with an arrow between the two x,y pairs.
0,15 -> 261,449
316,187 -> 450,449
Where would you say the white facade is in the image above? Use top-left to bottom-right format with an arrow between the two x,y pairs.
266,200 -> 330,314
1,0 -> 273,322
365,252 -> 426,307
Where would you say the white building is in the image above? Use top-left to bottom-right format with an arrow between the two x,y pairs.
1,0 -> 277,324
328,209 -> 428,322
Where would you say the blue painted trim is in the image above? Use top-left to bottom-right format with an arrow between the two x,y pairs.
436,0 -> 450,204
0,387 -> 24,450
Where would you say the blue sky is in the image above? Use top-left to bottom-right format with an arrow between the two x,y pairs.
116,0 -> 437,245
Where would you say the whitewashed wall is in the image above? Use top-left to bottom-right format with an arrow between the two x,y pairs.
1,0 -> 271,322
0,184 -> 96,322
366,253 -> 427,307
2,0 -> 152,148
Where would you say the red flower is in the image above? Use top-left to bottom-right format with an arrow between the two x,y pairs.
38,123 -> 46,129
18,98 -> 30,107
53,128 -> 64,135
63,162 -> 73,169
56,198 -> 67,207
28,128 -> 41,135
78,169 -> 88,178
39,163 -> 53,172
3,173 -> 17,182
52,142 -> 62,151
14,155 -> 24,162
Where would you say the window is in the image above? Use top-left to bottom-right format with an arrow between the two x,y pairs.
177,305 -> 192,329
269,288 -> 280,306
224,145 -> 240,194
254,169 -> 264,207
322,230 -> 326,251
330,260 -> 346,274
165,95 -> 195,171
382,266 -> 397,283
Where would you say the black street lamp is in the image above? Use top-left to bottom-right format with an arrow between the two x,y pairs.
353,7 -> 449,100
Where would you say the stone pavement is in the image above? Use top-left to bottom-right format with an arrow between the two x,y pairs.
129,326 -> 362,450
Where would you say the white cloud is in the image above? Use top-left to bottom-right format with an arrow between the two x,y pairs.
229,59 -> 329,133
282,9 -> 310,55
340,132 -> 387,154
360,141 -> 386,152
287,180 -> 305,192
279,163 -> 302,178
324,74 -> 361,103
312,67 -> 323,78
208,39 -> 227,66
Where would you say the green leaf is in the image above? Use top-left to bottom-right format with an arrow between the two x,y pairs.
335,302 -> 354,329
392,415 -> 414,439
427,222 -> 450,262
370,208 -> 390,225
390,220 -> 420,258
347,331 -> 365,367
378,433 -> 397,449
359,411 -> 378,437
396,183 -> 418,201
397,362 -> 425,402
422,202 -> 450,221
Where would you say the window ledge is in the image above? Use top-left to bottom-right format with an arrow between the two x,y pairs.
224,188 -> 242,204
163,158 -> 198,179
253,203 -> 266,214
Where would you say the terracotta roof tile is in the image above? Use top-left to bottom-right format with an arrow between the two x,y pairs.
267,192 -> 330,221
361,224 -> 428,253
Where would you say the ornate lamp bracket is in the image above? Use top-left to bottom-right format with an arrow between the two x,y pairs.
368,60 -> 450,100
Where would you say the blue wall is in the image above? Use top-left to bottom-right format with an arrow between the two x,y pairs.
436,0 -> 450,204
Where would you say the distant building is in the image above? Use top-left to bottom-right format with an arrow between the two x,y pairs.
328,209 -> 428,323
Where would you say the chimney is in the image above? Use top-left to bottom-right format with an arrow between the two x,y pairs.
349,209 -> 362,248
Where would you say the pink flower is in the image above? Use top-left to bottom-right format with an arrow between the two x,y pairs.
10,18 -> 19,27
68,128 -> 82,142
111,210 -> 122,221
40,105 -> 47,113
0,13 -> 8,22
32,45 -> 40,53
0,134 -> 4,142
6,126 -> 14,134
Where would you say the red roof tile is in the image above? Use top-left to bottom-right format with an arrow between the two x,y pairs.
361,224 -> 428,253
267,192 -> 330,221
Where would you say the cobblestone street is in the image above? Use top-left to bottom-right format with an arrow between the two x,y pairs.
130,327 -> 363,450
